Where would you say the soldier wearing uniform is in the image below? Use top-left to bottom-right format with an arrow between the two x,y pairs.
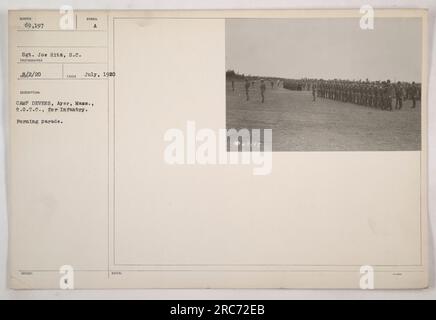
409,82 -> 418,108
361,84 -> 366,106
372,84 -> 378,108
395,82 -> 403,110
312,82 -> 317,102
357,83 -> 363,105
260,79 -> 266,103
244,79 -> 250,101
378,84 -> 385,109
385,80 -> 394,111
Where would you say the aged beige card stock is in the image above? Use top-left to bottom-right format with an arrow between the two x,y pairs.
7,9 -> 428,289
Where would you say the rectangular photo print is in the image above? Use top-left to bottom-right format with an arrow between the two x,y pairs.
226,18 -> 422,151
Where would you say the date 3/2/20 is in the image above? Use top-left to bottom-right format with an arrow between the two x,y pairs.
214,305 -> 264,315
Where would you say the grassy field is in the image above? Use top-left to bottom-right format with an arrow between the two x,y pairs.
226,80 -> 421,151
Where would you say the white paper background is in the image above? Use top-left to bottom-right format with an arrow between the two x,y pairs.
0,0 -> 435,299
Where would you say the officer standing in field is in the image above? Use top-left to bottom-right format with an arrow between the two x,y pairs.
409,82 -> 418,108
312,82 -> 317,102
357,82 -> 363,105
395,82 -> 403,110
385,80 -> 394,111
362,84 -> 367,106
371,84 -> 377,108
260,79 -> 266,103
378,83 -> 385,109
244,78 -> 250,101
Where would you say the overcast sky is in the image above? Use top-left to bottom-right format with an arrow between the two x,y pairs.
226,18 -> 422,82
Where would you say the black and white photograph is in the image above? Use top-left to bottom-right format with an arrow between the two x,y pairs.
226,18 -> 422,151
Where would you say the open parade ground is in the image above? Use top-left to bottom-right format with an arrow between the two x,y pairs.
226,80 -> 421,151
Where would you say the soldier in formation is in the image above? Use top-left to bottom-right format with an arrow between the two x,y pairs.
260,79 -> 266,103
244,79 -> 250,101
300,79 -> 420,111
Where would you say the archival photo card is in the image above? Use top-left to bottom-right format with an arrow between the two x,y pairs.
7,9 -> 428,289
